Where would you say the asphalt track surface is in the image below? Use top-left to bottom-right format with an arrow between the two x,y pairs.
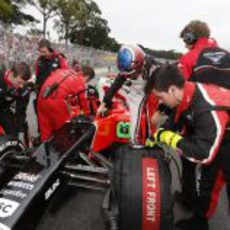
26,94 -> 230,230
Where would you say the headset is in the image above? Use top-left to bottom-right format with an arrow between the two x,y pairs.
182,30 -> 197,45
38,38 -> 53,52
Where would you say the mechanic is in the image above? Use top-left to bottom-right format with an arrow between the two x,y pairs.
82,65 -> 100,115
97,44 -> 159,144
72,59 -> 82,73
175,19 -> 230,220
37,68 -> 90,141
178,20 -> 230,86
35,38 -> 69,93
150,20 -> 230,221
145,63 -> 230,230
0,62 -> 31,140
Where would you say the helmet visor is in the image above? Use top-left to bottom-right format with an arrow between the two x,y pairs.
117,48 -> 133,72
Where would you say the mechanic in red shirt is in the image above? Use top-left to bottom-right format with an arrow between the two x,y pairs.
81,65 -> 100,115
176,20 -> 230,223
35,39 -> 69,93
146,64 -> 230,230
178,20 -> 217,80
178,20 -> 230,87
37,69 -> 90,141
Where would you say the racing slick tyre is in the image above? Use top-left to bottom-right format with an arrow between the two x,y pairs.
0,135 -> 25,180
0,135 -> 25,159
113,145 -> 173,230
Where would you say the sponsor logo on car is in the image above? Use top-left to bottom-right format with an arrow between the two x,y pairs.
8,181 -> 34,191
0,198 -> 20,218
146,167 -> 158,222
45,178 -> 60,200
1,189 -> 27,199
142,159 -> 160,229
0,223 -> 11,230
14,173 -> 40,183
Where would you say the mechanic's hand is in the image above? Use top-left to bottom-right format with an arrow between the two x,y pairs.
145,138 -> 156,148
155,129 -> 183,150
151,110 -> 169,128
153,128 -> 183,150
151,111 -> 162,126
96,102 -> 108,117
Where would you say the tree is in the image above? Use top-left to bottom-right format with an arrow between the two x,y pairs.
27,27 -> 43,36
53,0 -> 87,46
104,37 -> 120,52
142,46 -> 182,60
0,0 -> 36,26
68,0 -> 119,51
30,0 -> 57,37
0,0 -> 13,16
70,16 -> 109,47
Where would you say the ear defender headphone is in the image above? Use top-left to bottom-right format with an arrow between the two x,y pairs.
38,39 -> 53,52
182,30 -> 197,45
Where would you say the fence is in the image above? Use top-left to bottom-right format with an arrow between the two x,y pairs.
0,28 -> 117,73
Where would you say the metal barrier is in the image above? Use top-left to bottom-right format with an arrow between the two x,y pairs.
0,28 -> 116,72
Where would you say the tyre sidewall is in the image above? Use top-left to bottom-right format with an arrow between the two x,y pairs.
113,145 -> 173,230
0,135 -> 25,160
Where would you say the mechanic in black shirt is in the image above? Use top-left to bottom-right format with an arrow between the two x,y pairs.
0,62 -> 31,139
82,65 -> 100,115
35,38 -> 69,93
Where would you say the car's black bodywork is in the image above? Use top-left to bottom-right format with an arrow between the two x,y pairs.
0,114 -> 173,230
0,121 -> 95,230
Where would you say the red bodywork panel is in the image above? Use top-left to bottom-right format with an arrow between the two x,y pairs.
91,108 -> 130,152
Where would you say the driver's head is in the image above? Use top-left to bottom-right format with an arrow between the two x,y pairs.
117,44 -> 146,78
180,20 -> 210,49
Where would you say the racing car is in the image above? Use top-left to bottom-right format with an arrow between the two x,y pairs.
0,98 -> 173,230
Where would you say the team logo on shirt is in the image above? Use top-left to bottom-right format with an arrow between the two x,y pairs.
203,51 -> 226,64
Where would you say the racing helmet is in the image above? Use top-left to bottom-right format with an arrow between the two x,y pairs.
117,44 -> 146,73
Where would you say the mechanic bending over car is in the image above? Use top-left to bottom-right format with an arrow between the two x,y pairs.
97,44 -> 159,144
82,65 -> 100,115
150,20 -> 230,229
0,62 -> 31,142
145,64 -> 230,230
37,68 -> 90,142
